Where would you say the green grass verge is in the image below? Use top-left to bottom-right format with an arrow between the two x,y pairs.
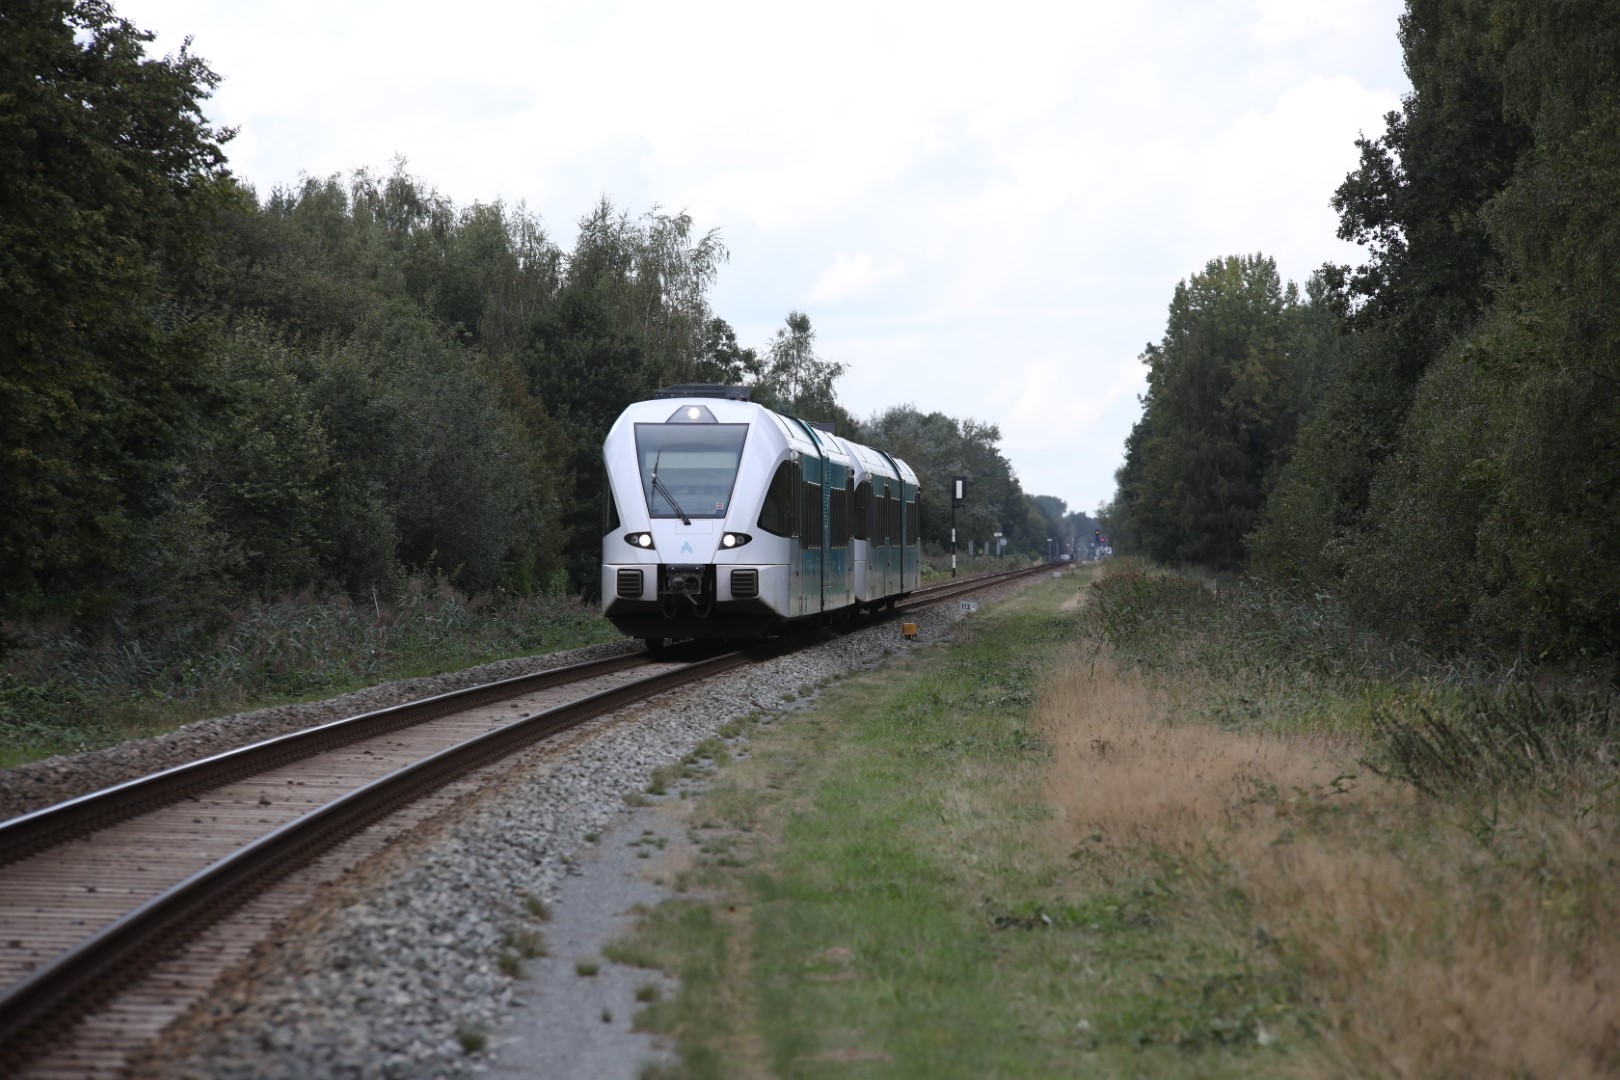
1,582 -> 622,767
606,572 -> 1300,1078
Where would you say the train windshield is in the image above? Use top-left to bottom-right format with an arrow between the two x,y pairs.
633,423 -> 749,519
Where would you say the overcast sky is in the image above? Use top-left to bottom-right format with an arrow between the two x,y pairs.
123,0 -> 1409,518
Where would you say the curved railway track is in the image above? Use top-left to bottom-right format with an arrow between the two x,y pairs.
0,561 -> 1059,1076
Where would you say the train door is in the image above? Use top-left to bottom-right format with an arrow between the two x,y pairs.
820,461 -> 842,611
894,485 -> 907,595
870,482 -> 884,598
785,418 -> 829,617
802,471 -> 823,614
874,451 -> 906,600
876,482 -> 890,597
870,483 -> 882,597
843,474 -> 855,605
902,480 -> 919,592
787,455 -> 805,615
853,478 -> 871,603
760,455 -> 804,616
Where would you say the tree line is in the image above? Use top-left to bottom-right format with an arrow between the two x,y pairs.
1,0 -> 1070,643
1106,0 -> 1620,661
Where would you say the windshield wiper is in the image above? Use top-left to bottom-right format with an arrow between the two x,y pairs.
650,452 -> 691,525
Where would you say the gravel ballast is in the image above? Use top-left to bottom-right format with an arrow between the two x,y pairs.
16,580 -> 1042,1079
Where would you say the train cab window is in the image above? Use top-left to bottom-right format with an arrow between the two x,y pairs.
757,460 -> 796,537
853,480 -> 869,542
633,422 -> 748,519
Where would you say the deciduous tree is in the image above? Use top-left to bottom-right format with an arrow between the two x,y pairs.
1,0 -> 233,616
757,311 -> 846,421
1122,255 -> 1305,570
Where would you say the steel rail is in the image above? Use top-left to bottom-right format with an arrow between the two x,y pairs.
899,560 -> 1061,609
0,562 -> 1062,1066
0,647 -> 752,1066
0,652 -> 651,867
0,563 -> 1051,870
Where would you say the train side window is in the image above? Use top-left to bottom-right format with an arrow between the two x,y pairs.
802,481 -> 823,549
757,461 -> 796,537
603,472 -> 621,535
837,478 -> 851,547
831,481 -> 848,548
906,498 -> 918,541
853,481 -> 869,542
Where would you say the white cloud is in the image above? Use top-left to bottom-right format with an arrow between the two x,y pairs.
118,0 -> 1409,513
808,253 -> 905,305
998,357 -> 1146,446
1252,0 -> 1382,46
1183,74 -> 1396,282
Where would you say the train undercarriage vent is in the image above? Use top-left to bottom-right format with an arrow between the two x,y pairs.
730,568 -> 758,599
617,568 -> 644,598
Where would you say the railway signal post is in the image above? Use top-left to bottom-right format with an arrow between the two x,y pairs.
951,476 -> 966,578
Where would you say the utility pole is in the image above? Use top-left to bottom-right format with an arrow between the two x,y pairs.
951,476 -> 966,578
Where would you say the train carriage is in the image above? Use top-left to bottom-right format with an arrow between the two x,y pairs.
601,385 -> 920,645
830,435 -> 921,608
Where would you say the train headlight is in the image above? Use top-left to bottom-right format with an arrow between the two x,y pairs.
720,532 -> 752,549
623,531 -> 655,549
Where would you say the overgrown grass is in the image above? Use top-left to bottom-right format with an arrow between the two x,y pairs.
1084,559 -> 1616,737
605,571 -> 1305,1076
605,562 -> 1619,1076
1078,561 -> 1620,1076
1362,683 -> 1616,797
0,578 -> 621,766
1085,559 -> 1422,693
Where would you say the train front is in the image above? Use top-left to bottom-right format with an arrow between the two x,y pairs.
600,386 -> 789,644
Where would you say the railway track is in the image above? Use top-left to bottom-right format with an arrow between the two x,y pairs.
0,560 -> 1059,1075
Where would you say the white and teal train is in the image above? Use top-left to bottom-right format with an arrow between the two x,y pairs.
601,385 -> 920,647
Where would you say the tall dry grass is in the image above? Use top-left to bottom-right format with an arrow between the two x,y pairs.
1035,644 -> 1620,1077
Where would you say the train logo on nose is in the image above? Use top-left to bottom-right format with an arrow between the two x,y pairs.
681,541 -> 693,554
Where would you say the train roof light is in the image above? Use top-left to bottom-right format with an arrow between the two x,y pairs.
667,403 -> 718,423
